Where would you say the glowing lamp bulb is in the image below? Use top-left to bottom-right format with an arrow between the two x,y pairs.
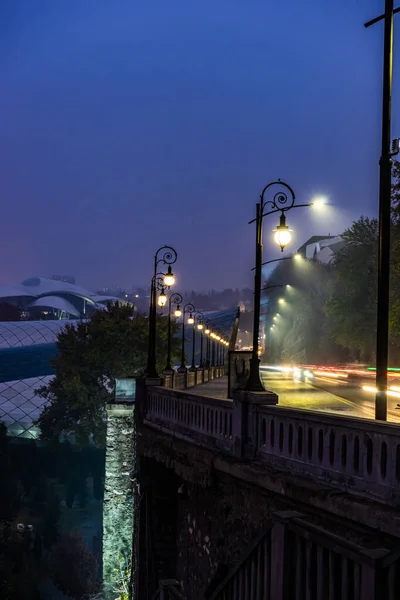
163,266 -> 175,287
312,196 -> 326,208
187,313 -> 194,325
197,323 -> 203,330
174,305 -> 182,317
205,328 -> 210,334
158,288 -> 167,307
273,213 -> 291,252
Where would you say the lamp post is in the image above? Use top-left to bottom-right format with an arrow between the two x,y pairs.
246,180 -> 312,392
214,328 -> 223,367
146,246 -> 177,379
196,315 -> 205,368
204,322 -> 212,367
165,292 -> 183,372
178,303 -> 195,371
189,312 -> 204,372
365,3 -> 399,421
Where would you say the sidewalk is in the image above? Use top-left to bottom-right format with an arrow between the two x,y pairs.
188,376 -> 229,400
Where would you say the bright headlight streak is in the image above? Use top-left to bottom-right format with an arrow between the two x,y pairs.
313,371 -> 348,379
362,385 -> 400,398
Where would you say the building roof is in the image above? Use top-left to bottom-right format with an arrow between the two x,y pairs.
0,320 -> 73,348
28,296 -> 81,317
296,236 -> 337,256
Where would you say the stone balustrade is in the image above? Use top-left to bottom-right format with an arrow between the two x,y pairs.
160,366 -> 224,391
208,510 -> 399,600
144,387 -> 400,505
145,387 -> 234,453
256,405 -> 400,504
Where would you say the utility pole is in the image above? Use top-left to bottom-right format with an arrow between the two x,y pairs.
365,2 -> 398,420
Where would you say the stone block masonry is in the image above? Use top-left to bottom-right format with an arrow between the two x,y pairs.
103,402 -> 135,600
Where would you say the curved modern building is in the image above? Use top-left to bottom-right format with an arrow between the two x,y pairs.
0,277 -> 127,320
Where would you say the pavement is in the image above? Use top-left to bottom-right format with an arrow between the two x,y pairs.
188,377 -> 229,400
187,372 -> 400,423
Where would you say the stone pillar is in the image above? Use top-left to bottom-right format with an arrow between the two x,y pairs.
232,389 -> 278,458
103,378 -> 137,600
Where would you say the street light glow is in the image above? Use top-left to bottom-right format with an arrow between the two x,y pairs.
158,289 -> 167,307
197,323 -> 203,330
312,196 -> 327,208
187,313 -> 194,325
174,306 -> 182,317
273,213 -> 292,252
278,298 -> 285,304
163,266 -> 175,287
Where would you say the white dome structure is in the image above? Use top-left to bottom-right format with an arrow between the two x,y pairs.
0,277 -> 127,320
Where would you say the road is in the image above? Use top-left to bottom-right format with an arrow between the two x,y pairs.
260,368 -> 400,422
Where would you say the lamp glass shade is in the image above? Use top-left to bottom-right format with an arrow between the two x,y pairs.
158,292 -> 167,307
197,323 -> 203,330
187,314 -> 194,325
274,228 -> 291,250
205,328 -> 210,334
164,266 -> 175,287
174,307 -> 182,317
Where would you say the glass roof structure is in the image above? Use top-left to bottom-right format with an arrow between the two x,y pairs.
0,376 -> 51,439
0,320 -> 74,348
0,307 -> 240,438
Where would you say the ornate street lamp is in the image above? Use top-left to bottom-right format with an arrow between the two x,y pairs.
165,292 -> 183,372
178,303 -> 195,371
190,312 -> 204,371
197,319 -> 206,368
146,246 -> 177,379
203,322 -> 212,367
246,180 -> 312,392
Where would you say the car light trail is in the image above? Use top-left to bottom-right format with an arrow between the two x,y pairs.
313,371 -> 348,379
362,385 -> 400,398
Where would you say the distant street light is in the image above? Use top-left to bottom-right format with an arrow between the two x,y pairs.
146,246 -> 177,379
246,180 -> 313,392
178,303 -> 195,371
157,287 -> 167,308
190,311 -> 204,371
165,292 -> 183,372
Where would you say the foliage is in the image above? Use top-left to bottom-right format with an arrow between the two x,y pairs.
49,531 -> 100,599
111,554 -> 131,600
263,257 -> 344,364
36,303 -> 180,446
325,216 -> 378,361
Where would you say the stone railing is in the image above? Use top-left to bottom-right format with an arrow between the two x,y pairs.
144,387 -> 400,505
208,510 -> 400,600
145,387 -> 234,454
255,405 -> 400,504
161,366 -> 224,391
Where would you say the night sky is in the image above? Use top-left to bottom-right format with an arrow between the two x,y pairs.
0,1 -> 397,291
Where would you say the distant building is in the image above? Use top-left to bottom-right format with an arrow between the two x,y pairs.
51,275 -> 76,285
0,277 -> 130,321
296,235 -> 345,263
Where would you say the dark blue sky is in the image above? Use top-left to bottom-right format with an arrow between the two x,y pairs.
0,1 -> 397,291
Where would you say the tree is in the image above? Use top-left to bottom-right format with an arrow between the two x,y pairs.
325,216 -> 378,361
262,256 -> 343,365
50,531 -> 100,599
36,303 -> 180,446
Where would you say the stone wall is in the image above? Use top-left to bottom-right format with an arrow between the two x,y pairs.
103,403 -> 135,600
175,476 -> 277,599
139,424 -> 400,599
